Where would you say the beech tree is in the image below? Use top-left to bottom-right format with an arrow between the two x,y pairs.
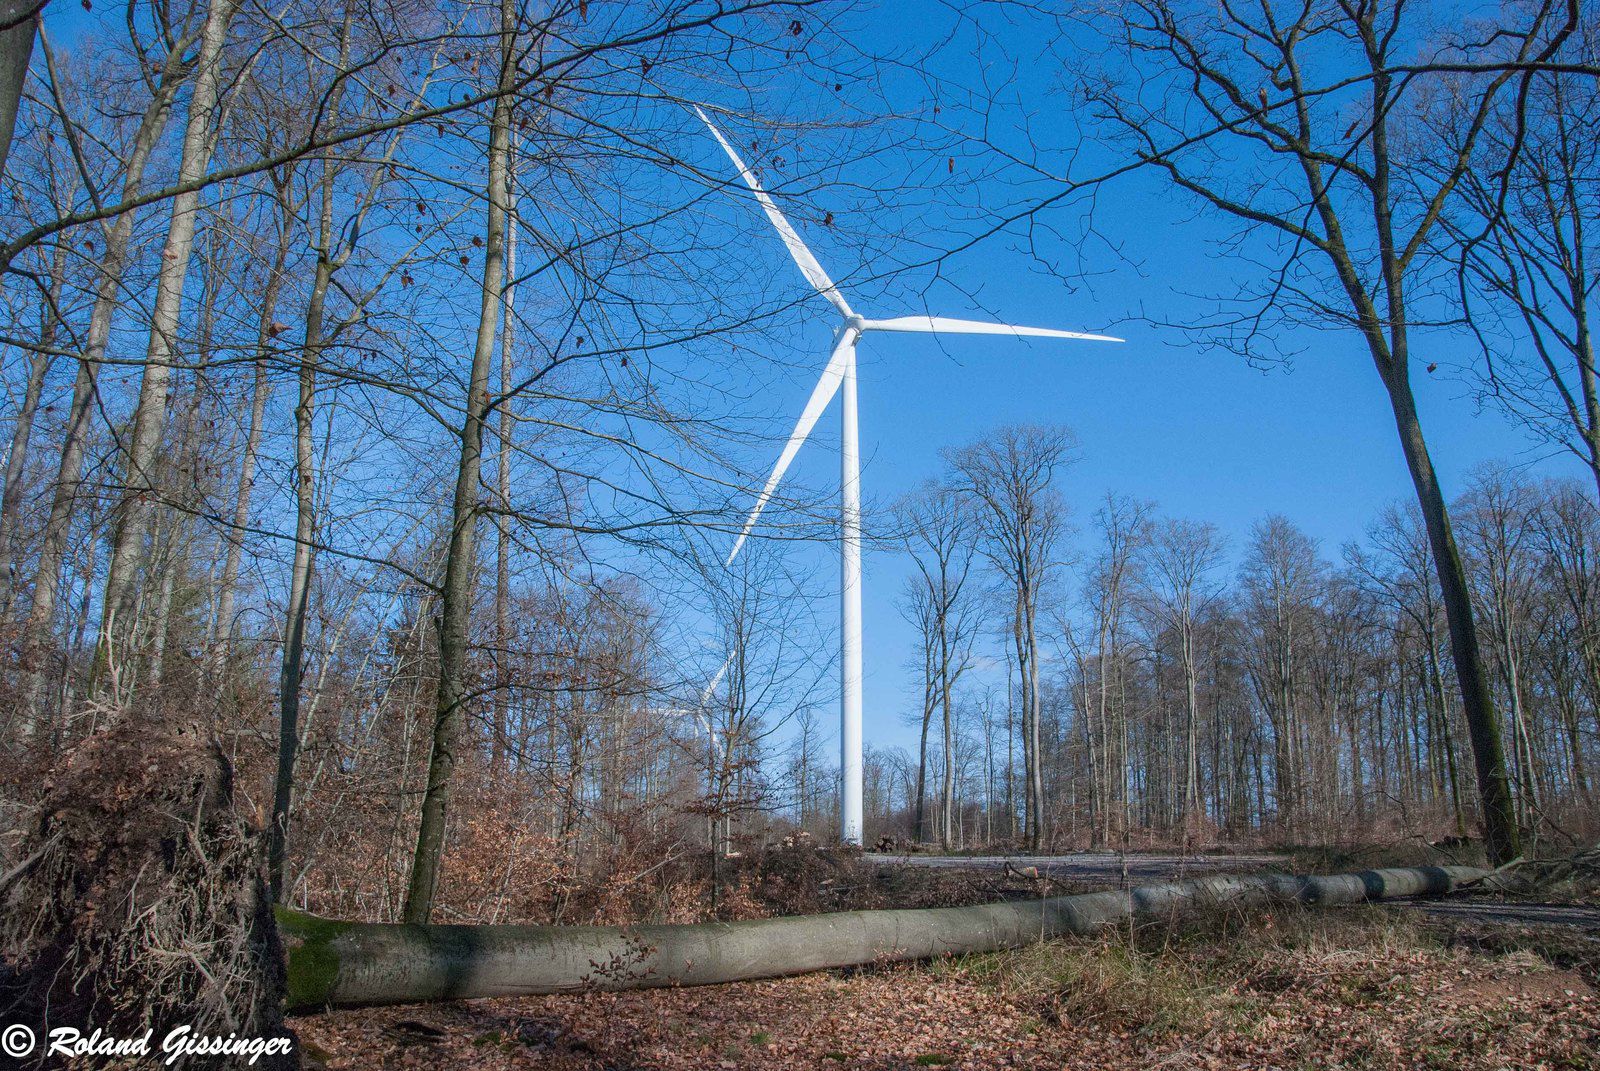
894,480 -> 977,847
97,0 -> 238,691
948,424 -> 1077,851
18,13 -> 195,721
1077,494 -> 1150,847
401,0 -> 517,924
1059,0 -> 1585,864
1141,516 -> 1227,833
1448,14 -> 1600,499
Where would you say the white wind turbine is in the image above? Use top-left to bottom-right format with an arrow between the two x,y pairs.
698,106 -> 1122,845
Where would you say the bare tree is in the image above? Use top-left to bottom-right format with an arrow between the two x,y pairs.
269,4 -> 432,901
895,480 -> 977,848
1067,0 -> 1577,863
1142,515 -> 1227,834
1345,502 -> 1466,834
1449,16 -> 1600,500
20,23 -> 194,724
212,165 -> 298,668
404,0 -> 518,924
1240,516 -> 1324,837
98,0 -> 238,691
0,228 -> 68,616
1531,480 -> 1600,803
491,142 -> 519,774
948,424 -> 1077,850
899,568 -> 939,842
1458,465 -> 1544,835
1081,493 -> 1150,846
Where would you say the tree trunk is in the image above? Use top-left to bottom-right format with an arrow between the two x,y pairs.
282,865 -> 1485,1009
215,214 -> 291,665
1575,314 -> 1600,505
271,251 -> 331,902
403,0 -> 515,923
1180,620 -> 1200,828
98,0 -> 237,688
1020,590 -> 1044,850
492,146 -> 517,774
914,686 -> 931,843
1380,367 -> 1520,865
0,236 -> 66,616
145,528 -> 179,682
0,0 -> 37,184
939,619 -> 954,850
21,52 -> 183,723
1005,656 -> 1016,839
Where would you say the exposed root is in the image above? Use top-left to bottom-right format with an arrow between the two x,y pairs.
0,714 -> 294,1067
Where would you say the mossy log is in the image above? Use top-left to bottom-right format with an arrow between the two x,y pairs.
279,865 -> 1484,1010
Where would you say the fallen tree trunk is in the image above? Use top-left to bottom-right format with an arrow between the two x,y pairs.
280,865 -> 1484,1010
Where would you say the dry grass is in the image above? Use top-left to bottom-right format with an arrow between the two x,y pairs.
942,901 -> 1560,1041
298,901 -> 1600,1069
949,934 -> 1225,1036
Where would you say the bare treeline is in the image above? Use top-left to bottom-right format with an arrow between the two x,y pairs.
879,450 -> 1600,857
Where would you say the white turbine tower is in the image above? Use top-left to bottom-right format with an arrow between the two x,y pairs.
698,106 -> 1122,846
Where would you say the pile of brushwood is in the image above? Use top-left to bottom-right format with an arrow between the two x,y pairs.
0,713 -> 294,1069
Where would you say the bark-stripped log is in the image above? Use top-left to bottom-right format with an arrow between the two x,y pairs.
280,865 -> 1483,1010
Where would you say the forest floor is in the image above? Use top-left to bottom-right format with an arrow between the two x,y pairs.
296,893 -> 1600,1069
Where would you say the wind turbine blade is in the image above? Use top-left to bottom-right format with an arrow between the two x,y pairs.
694,105 -> 853,318
726,333 -> 853,565
699,654 -> 732,708
865,315 -> 1122,343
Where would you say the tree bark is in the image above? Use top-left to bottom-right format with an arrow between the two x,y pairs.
22,48 -> 186,723
0,0 -> 39,185
939,615 -> 954,849
282,865 -> 1485,1009
914,673 -> 931,842
1380,367 -> 1520,864
1024,588 -> 1045,850
403,0 -> 515,923
98,0 -> 236,688
491,144 -> 517,774
0,235 -> 66,615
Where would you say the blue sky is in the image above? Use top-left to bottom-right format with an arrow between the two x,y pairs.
753,226 -> 1564,755
723,1 -> 1581,758
35,0 -> 1579,762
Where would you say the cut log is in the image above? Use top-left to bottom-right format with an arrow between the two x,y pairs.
280,865 -> 1483,1010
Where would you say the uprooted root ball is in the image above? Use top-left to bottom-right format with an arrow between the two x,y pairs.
0,719 -> 295,1069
